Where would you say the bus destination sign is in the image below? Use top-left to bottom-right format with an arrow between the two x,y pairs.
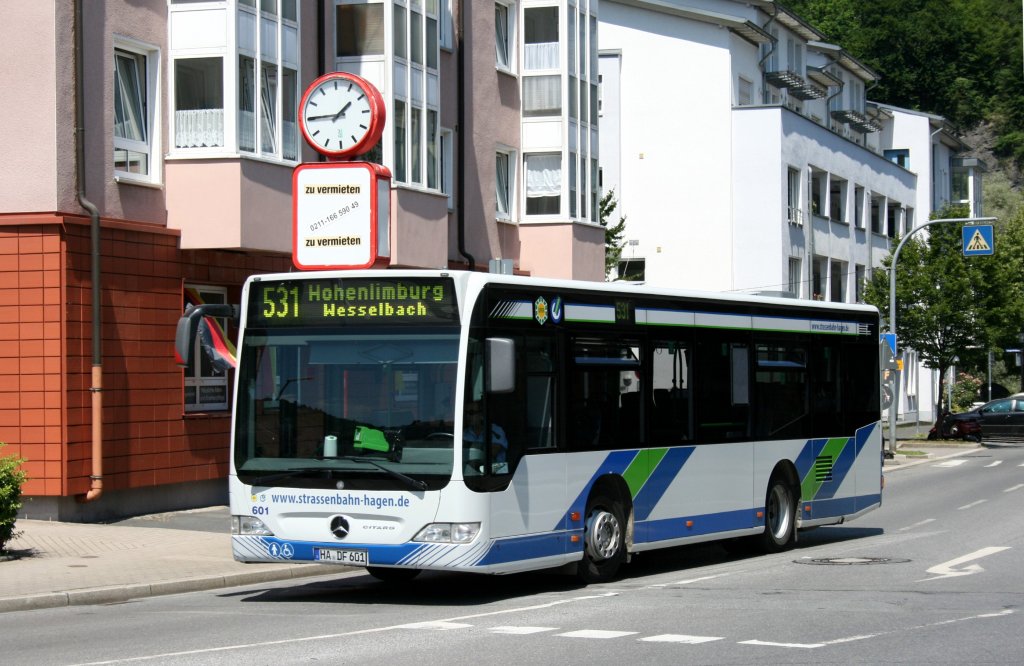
249,277 -> 458,327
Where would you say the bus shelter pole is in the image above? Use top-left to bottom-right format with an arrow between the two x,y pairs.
887,216 -> 996,455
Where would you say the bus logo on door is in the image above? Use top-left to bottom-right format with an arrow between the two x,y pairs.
535,296 -> 549,325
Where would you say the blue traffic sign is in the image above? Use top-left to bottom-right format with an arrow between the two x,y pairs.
963,225 -> 994,256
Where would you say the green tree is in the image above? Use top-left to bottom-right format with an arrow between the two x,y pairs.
863,204 -> 999,421
0,443 -> 27,553
600,189 -> 627,279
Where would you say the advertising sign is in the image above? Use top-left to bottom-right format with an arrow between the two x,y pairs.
292,162 -> 391,270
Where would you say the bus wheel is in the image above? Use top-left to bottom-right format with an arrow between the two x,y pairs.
366,566 -> 421,582
759,477 -> 796,553
577,492 -> 626,583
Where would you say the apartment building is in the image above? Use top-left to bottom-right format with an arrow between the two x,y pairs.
598,0 -> 983,423
0,0 -> 603,520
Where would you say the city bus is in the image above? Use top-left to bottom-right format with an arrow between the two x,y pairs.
183,270 -> 884,583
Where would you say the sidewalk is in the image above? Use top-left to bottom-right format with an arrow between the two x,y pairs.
0,440 -> 980,614
0,506 -> 331,613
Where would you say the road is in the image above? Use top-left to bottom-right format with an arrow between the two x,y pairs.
3,444 -> 1023,665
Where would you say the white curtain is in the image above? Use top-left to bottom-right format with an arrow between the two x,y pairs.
524,42 -> 558,70
526,154 -> 561,198
523,75 -> 561,115
175,109 -> 225,148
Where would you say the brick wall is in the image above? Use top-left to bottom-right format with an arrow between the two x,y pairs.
1,215 -> 292,499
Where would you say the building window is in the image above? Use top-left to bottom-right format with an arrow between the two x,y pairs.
495,1 -> 514,72
392,0 -> 441,190
788,257 -> 802,297
337,2 -> 385,56
855,264 -> 865,302
173,57 -> 224,149
236,1 -> 299,161
617,257 -> 645,281
440,127 -> 453,209
496,148 -> 515,220
854,185 -> 865,229
114,43 -> 158,180
871,195 -> 883,234
829,177 -> 847,223
885,149 -> 910,169
184,285 -> 230,412
525,153 -> 561,215
439,0 -> 453,50
787,168 -> 802,225
830,259 -> 846,302
523,6 -> 559,117
738,76 -> 752,106
887,203 -> 901,238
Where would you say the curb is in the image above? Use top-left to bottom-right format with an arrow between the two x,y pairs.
0,564 -> 339,614
885,445 -> 980,472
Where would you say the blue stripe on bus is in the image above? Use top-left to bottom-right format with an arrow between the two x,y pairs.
803,493 -> 882,519
558,449 -> 641,530
637,507 -> 754,543
475,531 -> 570,565
633,446 -> 695,521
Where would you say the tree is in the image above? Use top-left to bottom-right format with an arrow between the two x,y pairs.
600,189 -> 627,279
863,204 -> 999,423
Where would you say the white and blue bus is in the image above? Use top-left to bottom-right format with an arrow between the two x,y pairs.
194,270 -> 883,583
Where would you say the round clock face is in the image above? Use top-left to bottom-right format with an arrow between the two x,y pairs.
299,72 -> 385,158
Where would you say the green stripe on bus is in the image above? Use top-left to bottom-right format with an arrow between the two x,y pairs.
801,437 -> 850,500
622,448 -> 668,497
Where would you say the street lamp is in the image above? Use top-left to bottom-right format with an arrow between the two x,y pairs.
886,216 -> 996,455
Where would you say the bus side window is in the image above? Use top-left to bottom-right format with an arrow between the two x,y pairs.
651,341 -> 691,443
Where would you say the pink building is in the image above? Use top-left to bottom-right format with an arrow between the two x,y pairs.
0,1 -> 603,520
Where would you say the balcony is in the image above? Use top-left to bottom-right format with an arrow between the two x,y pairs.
765,70 -> 824,101
830,109 -> 882,133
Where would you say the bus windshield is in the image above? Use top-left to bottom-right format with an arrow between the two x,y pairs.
234,329 -> 459,491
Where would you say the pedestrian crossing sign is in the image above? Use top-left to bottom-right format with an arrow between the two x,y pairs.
962,225 -> 994,256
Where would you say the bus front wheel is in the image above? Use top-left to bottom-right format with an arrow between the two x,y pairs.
577,492 -> 626,583
759,476 -> 797,552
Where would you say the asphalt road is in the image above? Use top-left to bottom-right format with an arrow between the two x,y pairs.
3,443 -> 1023,665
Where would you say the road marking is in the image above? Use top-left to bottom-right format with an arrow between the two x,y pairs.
640,634 -> 723,644
957,499 -> 987,510
935,459 -> 968,468
558,629 -> 638,639
651,573 -> 730,587
739,639 -> 824,648
490,626 -> 557,635
398,621 -> 472,630
985,460 -> 1003,468
918,546 -> 1011,582
897,518 -> 935,532
1005,484 -> 1024,493
70,592 -> 619,665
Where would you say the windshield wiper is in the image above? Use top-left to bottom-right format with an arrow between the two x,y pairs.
247,459 -> 428,492
249,467 -> 338,486
332,456 -> 428,491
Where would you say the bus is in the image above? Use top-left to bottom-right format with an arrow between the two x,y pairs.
182,270 -> 884,583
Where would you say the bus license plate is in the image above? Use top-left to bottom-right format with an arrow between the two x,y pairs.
315,548 -> 368,565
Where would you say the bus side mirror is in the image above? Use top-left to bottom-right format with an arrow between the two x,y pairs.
486,337 -> 515,393
175,304 -> 239,367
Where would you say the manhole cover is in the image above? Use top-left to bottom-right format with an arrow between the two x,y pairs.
794,557 -> 910,565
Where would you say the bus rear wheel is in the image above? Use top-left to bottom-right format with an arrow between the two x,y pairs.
759,477 -> 797,552
577,492 -> 627,583
366,566 -> 421,582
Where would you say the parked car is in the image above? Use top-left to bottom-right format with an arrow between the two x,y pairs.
933,396 -> 1024,442
929,409 -> 982,442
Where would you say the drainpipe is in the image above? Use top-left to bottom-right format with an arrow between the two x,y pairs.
455,0 -> 475,270
757,4 -> 778,104
75,0 -> 103,502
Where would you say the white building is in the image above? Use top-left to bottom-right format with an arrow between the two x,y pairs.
598,0 -> 983,424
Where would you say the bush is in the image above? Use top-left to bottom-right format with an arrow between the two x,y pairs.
0,443 -> 27,553
951,372 -> 983,413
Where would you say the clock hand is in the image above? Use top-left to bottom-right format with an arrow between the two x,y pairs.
305,113 -> 337,121
332,101 -> 353,121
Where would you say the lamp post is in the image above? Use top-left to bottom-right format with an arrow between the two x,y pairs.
886,216 -> 996,455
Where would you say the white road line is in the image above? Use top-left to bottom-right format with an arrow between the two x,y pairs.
1005,484 -> 1024,493
651,573 -> 730,588
919,546 -> 1012,582
558,630 -> 638,639
738,639 -> 824,649
397,621 -> 473,630
490,626 -> 557,635
957,499 -> 988,510
985,460 -> 1003,468
640,634 -> 723,644
71,592 -> 619,665
897,518 -> 936,532
935,459 -> 968,468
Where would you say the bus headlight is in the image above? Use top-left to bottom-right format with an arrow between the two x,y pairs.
414,522 -> 480,544
232,515 -> 274,536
